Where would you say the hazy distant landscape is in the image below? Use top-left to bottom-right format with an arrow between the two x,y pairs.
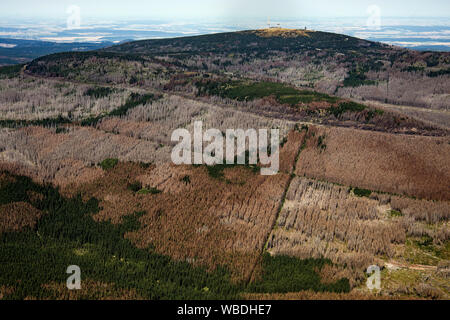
1,17 -> 449,66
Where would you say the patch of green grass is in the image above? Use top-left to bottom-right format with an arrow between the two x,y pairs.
380,268 -> 422,292
352,187 -> 372,198
437,241 -> 450,260
404,238 -> 442,266
99,158 -> 119,171
405,237 -> 449,265
415,235 -> 433,249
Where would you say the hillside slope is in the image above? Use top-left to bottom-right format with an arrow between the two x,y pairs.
25,28 -> 450,110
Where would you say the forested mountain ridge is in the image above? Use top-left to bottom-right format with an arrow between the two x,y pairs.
24,28 -> 450,111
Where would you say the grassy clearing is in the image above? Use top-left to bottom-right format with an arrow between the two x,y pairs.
351,187 -> 372,198
380,267 -> 447,299
404,238 -> 449,266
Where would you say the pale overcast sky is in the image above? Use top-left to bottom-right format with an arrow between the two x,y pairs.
1,0 -> 449,20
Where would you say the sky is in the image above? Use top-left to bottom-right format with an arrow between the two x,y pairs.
1,0 -> 449,21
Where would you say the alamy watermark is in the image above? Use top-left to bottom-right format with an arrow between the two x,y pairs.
66,5 -> 81,30
66,265 -> 81,290
366,265 -> 381,291
171,121 -> 280,175
366,5 -> 381,30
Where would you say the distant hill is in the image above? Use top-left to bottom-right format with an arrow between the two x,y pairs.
24,28 -> 450,110
105,28 -> 387,55
0,38 -> 114,65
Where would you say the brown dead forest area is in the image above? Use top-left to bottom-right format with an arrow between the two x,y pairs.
62,161 -> 290,282
1,120 -> 449,297
295,125 -> 450,201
